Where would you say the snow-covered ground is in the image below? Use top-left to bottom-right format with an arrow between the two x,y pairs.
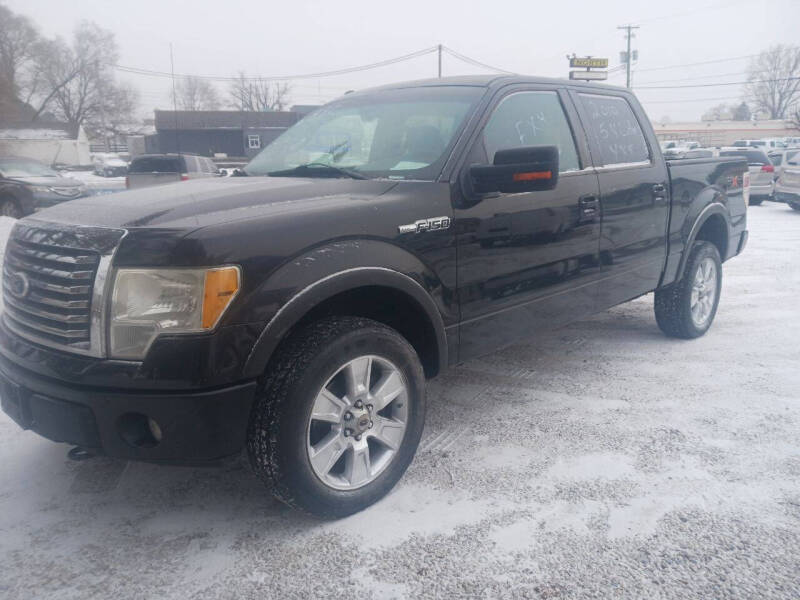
62,170 -> 126,195
0,203 -> 799,599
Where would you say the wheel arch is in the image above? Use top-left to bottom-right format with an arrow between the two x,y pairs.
243,266 -> 449,380
675,203 -> 731,282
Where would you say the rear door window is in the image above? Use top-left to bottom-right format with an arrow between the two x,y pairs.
130,157 -> 182,173
577,94 -> 650,166
481,91 -> 581,172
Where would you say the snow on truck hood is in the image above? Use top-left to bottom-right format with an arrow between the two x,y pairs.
27,176 -> 398,232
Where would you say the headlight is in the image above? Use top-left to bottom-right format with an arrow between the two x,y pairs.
109,266 -> 241,360
30,185 -> 52,194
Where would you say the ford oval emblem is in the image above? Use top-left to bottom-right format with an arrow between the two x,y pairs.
8,271 -> 30,300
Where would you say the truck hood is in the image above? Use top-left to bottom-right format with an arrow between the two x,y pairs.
29,176 -> 398,231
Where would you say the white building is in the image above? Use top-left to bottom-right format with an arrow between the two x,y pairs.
0,124 -> 92,166
652,120 -> 799,147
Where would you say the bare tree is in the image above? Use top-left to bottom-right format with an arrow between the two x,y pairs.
746,45 -> 800,120
0,4 -> 39,102
790,106 -> 800,130
172,76 -> 220,111
229,73 -> 290,111
35,21 -> 135,134
732,102 -> 751,121
701,103 -> 731,122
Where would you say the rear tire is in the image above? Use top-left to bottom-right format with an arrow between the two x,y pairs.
0,198 -> 22,219
789,201 -> 800,212
247,316 -> 426,518
654,241 -> 722,339
749,197 -> 763,206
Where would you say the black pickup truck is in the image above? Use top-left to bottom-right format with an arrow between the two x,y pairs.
0,76 -> 748,516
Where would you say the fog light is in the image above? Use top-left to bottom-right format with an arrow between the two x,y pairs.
148,417 -> 163,442
118,413 -> 161,448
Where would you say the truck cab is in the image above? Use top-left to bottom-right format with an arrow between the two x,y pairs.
0,76 -> 748,517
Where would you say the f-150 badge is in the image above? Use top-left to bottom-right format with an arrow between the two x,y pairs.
398,216 -> 451,234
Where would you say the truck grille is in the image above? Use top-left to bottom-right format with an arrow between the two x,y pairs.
3,239 -> 98,348
1,221 -> 125,356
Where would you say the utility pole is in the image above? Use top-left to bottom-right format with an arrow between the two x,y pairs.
170,43 -> 180,154
438,44 -> 442,78
617,25 -> 639,89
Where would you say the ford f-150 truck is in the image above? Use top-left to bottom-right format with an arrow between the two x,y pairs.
0,76 -> 748,517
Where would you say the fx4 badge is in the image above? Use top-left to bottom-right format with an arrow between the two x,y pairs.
398,216 -> 451,234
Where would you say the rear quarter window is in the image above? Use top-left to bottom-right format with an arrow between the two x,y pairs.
577,94 -> 650,166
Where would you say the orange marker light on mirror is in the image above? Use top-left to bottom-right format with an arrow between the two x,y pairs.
512,170 -> 552,182
202,267 -> 240,328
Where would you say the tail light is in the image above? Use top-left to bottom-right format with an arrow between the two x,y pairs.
180,174 -> 189,181
761,164 -> 774,173
743,171 -> 750,208
125,176 -> 129,189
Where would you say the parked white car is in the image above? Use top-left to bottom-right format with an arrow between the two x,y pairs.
732,139 -> 787,150
92,154 -> 128,177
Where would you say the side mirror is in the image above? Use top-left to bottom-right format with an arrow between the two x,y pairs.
469,145 -> 559,194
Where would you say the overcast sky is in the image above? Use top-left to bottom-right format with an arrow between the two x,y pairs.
5,0 -> 799,121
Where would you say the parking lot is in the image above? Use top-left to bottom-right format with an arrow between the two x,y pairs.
0,202 -> 798,599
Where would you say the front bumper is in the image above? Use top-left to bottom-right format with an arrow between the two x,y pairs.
0,355 -> 257,463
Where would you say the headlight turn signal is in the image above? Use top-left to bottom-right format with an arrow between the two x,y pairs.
109,266 -> 241,360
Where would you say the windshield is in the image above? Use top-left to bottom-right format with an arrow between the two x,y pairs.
0,158 -> 59,178
245,86 -> 484,180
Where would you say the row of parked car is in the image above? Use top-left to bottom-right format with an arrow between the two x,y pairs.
0,153 -> 232,218
659,138 -> 800,210
3,139 -> 800,219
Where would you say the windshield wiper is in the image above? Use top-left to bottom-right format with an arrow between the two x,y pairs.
267,162 -> 368,180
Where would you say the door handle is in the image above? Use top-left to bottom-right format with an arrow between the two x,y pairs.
578,196 -> 598,223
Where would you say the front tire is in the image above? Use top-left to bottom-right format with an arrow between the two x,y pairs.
749,197 -> 763,206
789,201 -> 800,212
0,198 -> 22,218
654,241 -> 722,339
247,316 -> 426,518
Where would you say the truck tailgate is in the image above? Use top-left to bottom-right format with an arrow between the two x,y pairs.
127,172 -> 181,189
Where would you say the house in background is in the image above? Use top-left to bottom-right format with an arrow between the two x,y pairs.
290,105 -> 321,116
152,110 -> 304,159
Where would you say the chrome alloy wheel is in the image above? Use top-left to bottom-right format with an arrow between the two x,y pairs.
690,256 -> 718,327
306,355 -> 409,490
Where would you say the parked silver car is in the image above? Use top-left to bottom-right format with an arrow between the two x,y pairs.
720,147 -> 774,205
767,148 -> 800,181
773,151 -> 800,211
126,154 -> 220,189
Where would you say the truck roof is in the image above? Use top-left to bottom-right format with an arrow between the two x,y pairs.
353,75 -> 630,95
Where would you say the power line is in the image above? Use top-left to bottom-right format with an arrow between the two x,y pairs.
442,46 -> 515,74
634,54 -> 759,73
633,70 -> 748,85
640,95 -> 743,104
636,76 -> 799,90
115,46 -> 439,82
